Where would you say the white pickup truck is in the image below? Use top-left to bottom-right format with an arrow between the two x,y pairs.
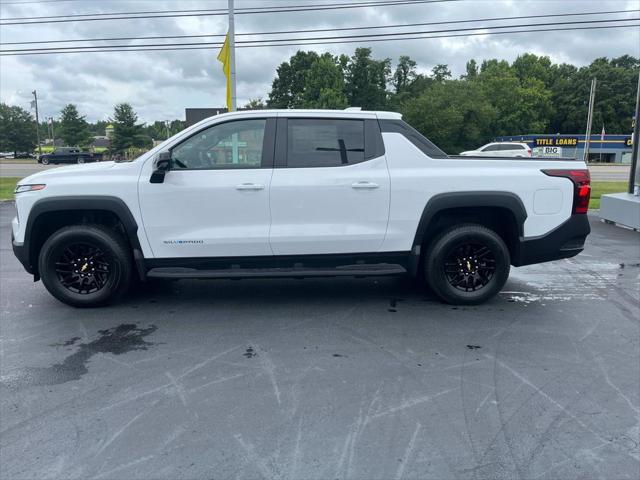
11,109 -> 591,307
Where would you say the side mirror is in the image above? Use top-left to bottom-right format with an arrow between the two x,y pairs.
150,151 -> 171,184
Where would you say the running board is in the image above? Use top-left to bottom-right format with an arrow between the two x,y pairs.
146,264 -> 407,279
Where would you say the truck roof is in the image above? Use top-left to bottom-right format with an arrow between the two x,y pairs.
201,109 -> 403,121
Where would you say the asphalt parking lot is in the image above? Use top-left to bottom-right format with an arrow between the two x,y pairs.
1,202 -> 639,480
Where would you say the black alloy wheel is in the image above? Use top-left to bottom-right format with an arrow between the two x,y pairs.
424,224 -> 510,305
39,224 -> 132,307
55,243 -> 110,294
443,242 -> 496,292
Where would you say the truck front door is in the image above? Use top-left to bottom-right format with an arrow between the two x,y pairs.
138,117 -> 275,259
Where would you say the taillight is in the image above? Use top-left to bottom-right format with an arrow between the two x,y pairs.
542,169 -> 591,214
527,148 -> 532,157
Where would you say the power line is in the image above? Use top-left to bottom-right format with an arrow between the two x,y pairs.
2,17 -> 637,53
2,9 -> 636,46
1,23 -> 637,56
1,0 -> 425,20
0,0 -> 451,25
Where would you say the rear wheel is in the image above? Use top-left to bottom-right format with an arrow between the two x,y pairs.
77,157 -> 85,164
424,224 -> 510,305
38,225 -> 132,307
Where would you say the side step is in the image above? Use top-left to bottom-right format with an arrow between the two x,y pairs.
146,264 -> 407,279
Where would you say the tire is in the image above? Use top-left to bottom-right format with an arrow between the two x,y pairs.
424,224 -> 510,305
38,224 -> 132,307
77,157 -> 85,164
41,157 -> 49,165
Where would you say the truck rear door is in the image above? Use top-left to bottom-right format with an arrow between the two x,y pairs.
269,115 -> 390,255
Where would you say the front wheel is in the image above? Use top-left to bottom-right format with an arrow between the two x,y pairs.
38,225 -> 132,307
77,157 -> 85,164
40,157 -> 49,165
424,224 -> 510,305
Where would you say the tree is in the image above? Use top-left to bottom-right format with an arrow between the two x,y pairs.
402,80 -> 496,153
431,64 -> 452,82
0,103 -> 36,155
345,48 -> 391,110
549,56 -> 639,134
243,98 -> 266,110
267,51 -> 320,108
302,53 -> 347,109
58,104 -> 92,147
392,55 -> 417,94
110,103 -> 150,153
463,59 -> 478,80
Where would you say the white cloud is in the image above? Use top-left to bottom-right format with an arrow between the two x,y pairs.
1,0 -> 638,123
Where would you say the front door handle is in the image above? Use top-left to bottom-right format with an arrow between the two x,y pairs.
235,183 -> 265,191
351,181 -> 379,189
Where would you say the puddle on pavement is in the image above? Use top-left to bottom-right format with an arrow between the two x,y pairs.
502,260 -> 624,304
1,324 -> 157,389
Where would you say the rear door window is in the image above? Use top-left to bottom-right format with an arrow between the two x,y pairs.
286,119 -> 365,167
482,144 -> 500,152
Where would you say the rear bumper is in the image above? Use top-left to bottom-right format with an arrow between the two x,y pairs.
513,214 -> 590,267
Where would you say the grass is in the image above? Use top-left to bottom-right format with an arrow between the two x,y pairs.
0,177 -> 19,201
590,181 -> 627,209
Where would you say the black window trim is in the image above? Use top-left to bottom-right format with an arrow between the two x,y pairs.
275,116 -> 385,169
378,119 -> 448,158
168,117 -> 276,171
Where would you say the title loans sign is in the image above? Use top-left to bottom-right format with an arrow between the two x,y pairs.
534,137 -> 579,147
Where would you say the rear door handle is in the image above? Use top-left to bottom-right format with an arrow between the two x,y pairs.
351,181 -> 379,189
235,183 -> 265,191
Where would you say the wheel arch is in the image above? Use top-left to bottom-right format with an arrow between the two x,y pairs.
410,191 -> 527,274
24,196 -> 144,279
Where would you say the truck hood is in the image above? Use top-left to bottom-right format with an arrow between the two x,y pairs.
19,161 -> 118,184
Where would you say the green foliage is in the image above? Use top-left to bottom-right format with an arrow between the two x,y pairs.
302,54 -> 348,109
243,98 -> 266,110
431,64 -> 452,83
110,103 -> 151,153
0,103 -> 35,154
267,51 -> 320,108
59,104 -> 92,147
392,56 -> 417,94
402,80 -> 497,153
345,48 -> 391,110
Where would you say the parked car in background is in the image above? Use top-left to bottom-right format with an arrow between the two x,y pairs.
0,152 -> 14,158
38,147 -> 102,165
459,142 -> 532,157
14,152 -> 36,159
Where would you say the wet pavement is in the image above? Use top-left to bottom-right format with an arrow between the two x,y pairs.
1,202 -> 639,480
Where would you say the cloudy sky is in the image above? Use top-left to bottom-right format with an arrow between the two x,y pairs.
1,0 -> 638,123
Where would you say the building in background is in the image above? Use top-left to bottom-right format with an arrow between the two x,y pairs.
185,108 -> 229,127
494,134 -> 632,163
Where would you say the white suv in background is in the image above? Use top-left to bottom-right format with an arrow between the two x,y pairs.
459,142 -> 532,157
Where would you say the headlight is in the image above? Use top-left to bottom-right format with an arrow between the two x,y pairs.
14,184 -> 46,194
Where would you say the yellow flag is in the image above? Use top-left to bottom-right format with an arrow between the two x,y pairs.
217,33 -> 232,111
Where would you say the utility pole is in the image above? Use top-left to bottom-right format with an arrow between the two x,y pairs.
165,120 -> 171,140
583,78 -> 596,163
48,117 -> 55,146
228,0 -> 237,111
628,71 -> 640,195
32,90 -> 42,157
